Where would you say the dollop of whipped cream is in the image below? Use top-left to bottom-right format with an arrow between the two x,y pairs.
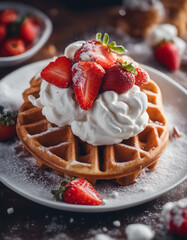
29,79 -> 148,146
147,24 -> 186,55
64,40 -> 85,60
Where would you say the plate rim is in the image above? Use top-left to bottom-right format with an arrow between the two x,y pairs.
0,60 -> 187,212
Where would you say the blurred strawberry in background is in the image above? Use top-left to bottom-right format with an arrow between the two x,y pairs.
0,9 -> 42,57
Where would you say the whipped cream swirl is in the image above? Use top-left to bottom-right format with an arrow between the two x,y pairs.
29,79 -> 148,146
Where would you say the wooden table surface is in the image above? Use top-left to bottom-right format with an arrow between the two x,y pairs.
0,1 -> 186,239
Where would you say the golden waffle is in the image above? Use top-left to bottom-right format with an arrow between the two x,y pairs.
16,76 -> 169,185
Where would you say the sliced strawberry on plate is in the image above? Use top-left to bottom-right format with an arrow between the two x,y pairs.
154,41 -> 181,71
41,56 -> 73,88
0,38 -> 26,56
72,61 -> 105,110
52,178 -> 102,205
101,62 -> 136,94
20,18 -> 37,43
0,24 -> 6,43
0,112 -> 16,141
135,67 -> 150,86
0,9 -> 18,25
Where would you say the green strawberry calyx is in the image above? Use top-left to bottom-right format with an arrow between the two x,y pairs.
0,112 -> 15,127
51,177 -> 75,201
96,32 -> 126,54
118,61 -> 137,75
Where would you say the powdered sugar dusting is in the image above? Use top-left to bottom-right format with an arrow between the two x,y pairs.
72,62 -> 84,86
79,41 -> 95,62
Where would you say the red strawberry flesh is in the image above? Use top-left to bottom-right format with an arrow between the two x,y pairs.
41,56 -> 73,88
63,178 -> 102,205
74,40 -> 117,69
20,18 -> 37,43
72,61 -> 105,110
0,9 -> 18,25
135,67 -> 150,86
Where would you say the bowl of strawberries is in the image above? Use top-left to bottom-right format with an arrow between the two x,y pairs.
0,2 -> 52,67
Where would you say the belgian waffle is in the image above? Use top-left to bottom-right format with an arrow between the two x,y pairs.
16,76 -> 169,185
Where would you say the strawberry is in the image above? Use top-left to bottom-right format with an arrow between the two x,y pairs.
162,199 -> 187,237
0,38 -> 26,56
0,112 -> 16,141
72,61 -> 105,110
20,18 -> 37,43
0,9 -> 18,25
41,56 -> 73,88
74,40 -> 118,69
154,41 -> 181,71
135,67 -> 150,86
52,178 -> 102,205
0,24 -> 6,43
74,33 -> 126,69
101,62 -> 136,94
169,207 -> 187,236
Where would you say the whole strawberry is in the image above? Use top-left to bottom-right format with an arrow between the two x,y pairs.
52,178 -> 102,205
154,41 -> 181,71
101,62 -> 136,94
20,17 -> 37,43
161,198 -> 187,237
74,33 -> 126,69
0,112 -> 16,141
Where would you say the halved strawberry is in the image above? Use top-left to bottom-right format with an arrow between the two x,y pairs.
0,9 -> 18,25
101,62 -> 136,94
41,56 -> 73,88
52,178 -> 102,205
74,40 -> 118,69
135,67 -> 150,86
0,112 -> 16,141
72,61 -> 105,110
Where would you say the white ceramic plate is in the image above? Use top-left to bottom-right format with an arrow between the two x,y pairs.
0,2 -> 52,67
0,60 -> 187,213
